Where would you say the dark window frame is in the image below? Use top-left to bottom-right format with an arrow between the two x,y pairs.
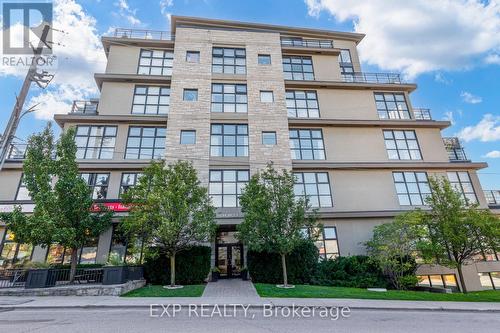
180,130 -> 197,144
131,85 -> 170,115
447,171 -> 478,204
293,172 -> 333,208
183,89 -> 198,101
209,169 -> 249,208
339,49 -> 354,75
15,174 -> 31,201
286,90 -> 320,118
75,125 -> 117,160
289,129 -> 326,160
393,171 -> 431,206
212,47 -> 246,74
125,126 -> 166,160
210,124 -> 249,157
282,55 -> 315,81
383,130 -> 422,160
375,92 -> 410,120
119,172 -> 143,197
262,131 -> 277,145
211,83 -> 247,113
80,172 -> 110,200
186,50 -> 200,63
137,49 -> 173,76
258,54 -> 271,65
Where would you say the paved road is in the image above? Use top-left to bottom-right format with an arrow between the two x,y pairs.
1,307 -> 499,333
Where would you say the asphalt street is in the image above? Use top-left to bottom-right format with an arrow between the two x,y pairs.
0,307 -> 499,333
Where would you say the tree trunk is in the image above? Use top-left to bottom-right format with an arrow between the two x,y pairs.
170,253 -> 176,287
69,247 -> 78,283
281,253 -> 288,287
456,264 -> 467,293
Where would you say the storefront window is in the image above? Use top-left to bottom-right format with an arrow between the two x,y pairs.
0,230 -> 33,267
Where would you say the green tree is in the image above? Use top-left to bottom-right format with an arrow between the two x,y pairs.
121,160 -> 216,288
237,164 -> 320,288
419,176 -> 500,293
365,211 -> 426,290
2,125 -> 113,282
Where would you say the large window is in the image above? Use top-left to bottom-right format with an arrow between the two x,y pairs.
209,170 -> 249,207
289,129 -> 325,160
383,130 -> 422,160
212,47 -> 246,74
339,49 -> 354,75
125,127 -> 166,160
211,84 -> 247,113
447,171 -> 477,204
132,86 -> 170,115
15,175 -> 31,201
75,126 -> 117,160
210,124 -> 249,157
286,90 -> 319,118
120,173 -> 143,197
304,227 -> 339,260
46,241 -> 98,265
417,274 -> 459,291
282,56 -> 314,80
0,230 -> 33,268
294,172 -> 333,208
138,49 -> 173,76
80,173 -> 110,199
479,272 -> 500,290
375,93 -> 410,120
393,172 -> 431,206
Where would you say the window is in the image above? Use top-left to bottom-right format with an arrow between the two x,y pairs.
262,131 -> 277,145
0,230 -> 33,267
80,173 -> 110,199
393,172 -> 431,206
109,225 -> 135,264
183,89 -> 198,101
138,49 -> 173,76
186,51 -> 200,63
79,238 -> 98,264
120,173 -> 143,197
46,241 -> 98,265
304,226 -> 339,259
15,175 -> 31,201
125,127 -> 166,160
210,124 -> 249,157
383,130 -> 422,160
289,129 -> 325,160
75,126 -> 117,160
479,272 -> 500,290
258,54 -> 271,65
286,90 -> 319,118
212,47 -> 246,74
180,130 -> 196,144
417,274 -> 458,291
447,171 -> 477,204
132,86 -> 170,115
294,172 -> 333,208
211,84 -> 247,113
282,56 -> 314,80
375,93 -> 410,119
209,170 -> 249,207
260,91 -> 274,102
339,49 -> 354,75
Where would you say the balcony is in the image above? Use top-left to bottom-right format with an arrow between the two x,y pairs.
413,108 -> 432,120
112,28 -> 174,41
341,72 -> 403,84
443,137 -> 469,162
281,37 -> 334,49
7,143 -> 28,160
485,190 -> 500,206
70,100 -> 99,115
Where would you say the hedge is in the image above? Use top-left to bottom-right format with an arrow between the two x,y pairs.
143,246 -> 211,285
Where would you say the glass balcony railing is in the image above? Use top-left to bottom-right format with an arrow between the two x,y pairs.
113,28 -> 174,41
281,37 -> 334,49
443,137 -> 469,162
485,190 -> 500,206
70,100 -> 99,115
7,143 -> 28,160
341,72 -> 403,84
413,108 -> 432,120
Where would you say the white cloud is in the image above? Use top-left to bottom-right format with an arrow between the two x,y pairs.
443,111 -> 455,125
160,0 -> 174,23
484,150 -> 500,158
434,72 -> 452,85
305,0 -> 500,78
457,114 -> 500,142
460,91 -> 482,104
485,53 -> 500,64
114,0 -> 141,26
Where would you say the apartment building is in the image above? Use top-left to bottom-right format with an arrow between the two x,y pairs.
0,16 -> 499,291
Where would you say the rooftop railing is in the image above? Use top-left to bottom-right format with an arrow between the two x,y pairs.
341,72 -> 403,84
281,37 -> 334,49
443,137 -> 469,162
70,100 -> 99,115
485,190 -> 500,206
112,28 -> 174,41
7,143 -> 28,160
413,108 -> 432,120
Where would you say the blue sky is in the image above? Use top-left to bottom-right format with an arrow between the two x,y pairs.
0,0 -> 499,190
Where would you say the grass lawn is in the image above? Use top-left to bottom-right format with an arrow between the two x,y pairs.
254,283 -> 500,302
122,284 -> 206,297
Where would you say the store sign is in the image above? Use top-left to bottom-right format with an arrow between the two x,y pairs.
0,203 -> 129,214
91,202 -> 130,212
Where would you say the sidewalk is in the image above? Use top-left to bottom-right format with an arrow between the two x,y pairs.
1,295 -> 499,312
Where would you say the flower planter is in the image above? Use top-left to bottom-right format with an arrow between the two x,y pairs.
126,266 -> 144,281
102,266 -> 127,285
26,269 -> 56,288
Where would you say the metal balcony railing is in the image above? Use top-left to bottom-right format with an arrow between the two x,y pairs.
113,28 -> 174,41
485,190 -> 500,206
341,72 -> 403,84
281,37 -> 334,49
413,108 -> 432,120
70,100 -> 99,115
7,143 -> 28,160
443,137 -> 469,162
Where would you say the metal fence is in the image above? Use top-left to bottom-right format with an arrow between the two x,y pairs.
485,190 -> 500,206
48,268 -> 104,286
7,143 -> 28,160
71,100 -> 99,115
0,269 -> 28,288
413,108 -> 432,120
113,28 -> 174,41
341,72 -> 403,84
281,37 -> 334,48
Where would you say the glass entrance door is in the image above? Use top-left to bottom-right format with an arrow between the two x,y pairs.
216,244 -> 243,278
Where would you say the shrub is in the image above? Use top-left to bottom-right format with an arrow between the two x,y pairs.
143,246 -> 211,285
312,256 -> 388,288
247,240 -> 318,284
